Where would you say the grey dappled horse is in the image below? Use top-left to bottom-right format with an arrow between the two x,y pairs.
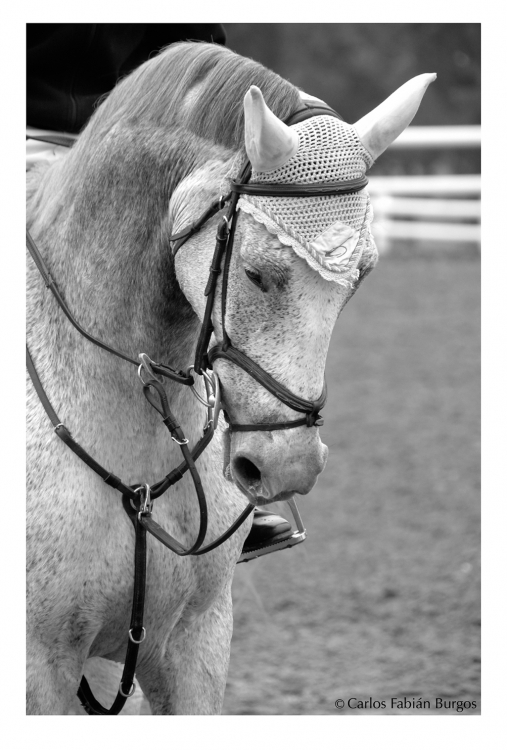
26,42 -> 434,714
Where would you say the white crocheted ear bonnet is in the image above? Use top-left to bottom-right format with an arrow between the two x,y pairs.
226,116 -> 377,288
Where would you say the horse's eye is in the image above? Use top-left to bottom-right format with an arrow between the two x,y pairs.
245,267 -> 265,291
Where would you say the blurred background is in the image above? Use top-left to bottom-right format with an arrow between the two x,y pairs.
227,23 -> 480,173
223,23 -> 480,715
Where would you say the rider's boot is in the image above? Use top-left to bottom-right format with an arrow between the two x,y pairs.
238,504 -> 306,563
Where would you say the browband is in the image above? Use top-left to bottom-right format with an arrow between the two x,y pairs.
230,176 -> 368,197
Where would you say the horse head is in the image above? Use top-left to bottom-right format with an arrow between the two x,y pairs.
172,69 -> 435,505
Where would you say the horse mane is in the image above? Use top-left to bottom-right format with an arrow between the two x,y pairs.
26,44 -> 303,346
28,43 -> 302,230
83,42 -> 302,153
27,42 -> 375,307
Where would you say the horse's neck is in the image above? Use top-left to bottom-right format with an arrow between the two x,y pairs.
26,158 -> 204,486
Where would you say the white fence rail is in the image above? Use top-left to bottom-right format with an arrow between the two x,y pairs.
390,125 -> 481,149
369,126 -> 481,252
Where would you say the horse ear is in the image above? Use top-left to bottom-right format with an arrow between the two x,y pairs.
243,86 -> 299,172
354,73 -> 437,161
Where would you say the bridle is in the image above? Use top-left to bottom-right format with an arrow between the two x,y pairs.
25,100 -> 368,713
173,103 -> 368,432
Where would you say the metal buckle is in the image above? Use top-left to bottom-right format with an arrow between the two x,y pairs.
129,626 -> 146,644
135,483 -> 152,518
205,372 -> 222,430
188,367 -> 222,430
138,352 -> 164,386
118,681 -> 137,698
171,436 -> 189,446
189,367 -> 216,406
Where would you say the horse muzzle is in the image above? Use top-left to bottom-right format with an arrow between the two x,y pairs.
228,429 -> 328,505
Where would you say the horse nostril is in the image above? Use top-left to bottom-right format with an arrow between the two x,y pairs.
232,455 -> 262,490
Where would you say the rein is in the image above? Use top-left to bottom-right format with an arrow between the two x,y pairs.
26,343 -> 254,714
26,100 -> 367,714
25,230 -> 193,385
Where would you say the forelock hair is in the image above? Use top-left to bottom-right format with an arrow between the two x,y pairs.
83,42 -> 302,153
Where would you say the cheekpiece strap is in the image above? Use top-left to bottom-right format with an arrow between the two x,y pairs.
170,196 -> 230,256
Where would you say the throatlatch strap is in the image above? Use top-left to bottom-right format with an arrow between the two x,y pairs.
171,196 -> 229,256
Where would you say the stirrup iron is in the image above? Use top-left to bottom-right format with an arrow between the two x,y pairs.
237,497 -> 306,563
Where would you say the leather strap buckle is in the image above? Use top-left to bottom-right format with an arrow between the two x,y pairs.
171,436 -> 189,446
135,483 -> 152,519
138,352 -> 164,386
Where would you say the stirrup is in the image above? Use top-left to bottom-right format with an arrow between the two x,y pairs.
237,497 -> 306,563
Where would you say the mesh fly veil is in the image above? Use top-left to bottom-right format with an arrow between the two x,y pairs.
226,115 -> 378,287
